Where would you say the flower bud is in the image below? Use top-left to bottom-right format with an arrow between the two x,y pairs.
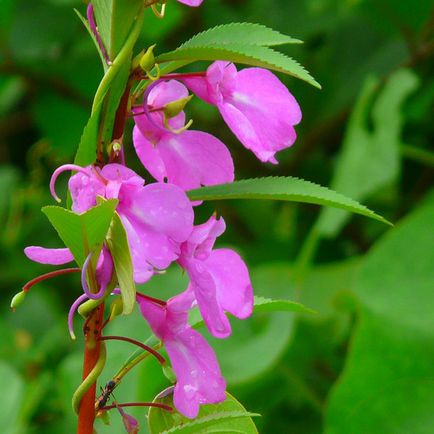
10,291 -> 26,311
139,44 -> 156,73
109,296 -> 124,321
163,95 -> 193,119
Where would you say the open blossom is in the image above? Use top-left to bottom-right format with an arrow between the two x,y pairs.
137,291 -> 226,418
27,163 -> 194,283
133,80 -> 234,192
182,61 -> 302,164
178,215 -> 253,339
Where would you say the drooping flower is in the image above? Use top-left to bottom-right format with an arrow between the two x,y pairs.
29,163 -> 194,283
182,61 -> 302,164
133,80 -> 234,192
137,290 -> 226,418
178,215 -> 253,339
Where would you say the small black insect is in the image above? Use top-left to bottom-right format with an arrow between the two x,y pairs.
95,380 -> 117,411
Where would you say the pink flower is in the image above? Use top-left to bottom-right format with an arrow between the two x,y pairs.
182,61 -> 302,164
133,80 -> 234,192
177,0 -> 204,6
29,163 -> 194,283
178,215 -> 253,339
137,291 -> 226,418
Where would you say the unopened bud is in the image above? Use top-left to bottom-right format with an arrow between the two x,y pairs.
163,95 -> 193,119
97,409 -> 111,425
10,291 -> 26,311
109,296 -> 124,321
139,44 -> 156,72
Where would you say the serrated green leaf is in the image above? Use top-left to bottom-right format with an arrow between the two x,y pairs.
179,23 -> 302,48
157,44 -> 320,88
106,212 -> 136,315
187,177 -> 390,225
42,199 -> 118,266
148,392 -> 259,434
189,295 -> 313,329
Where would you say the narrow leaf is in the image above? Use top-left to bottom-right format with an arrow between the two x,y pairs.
156,44 -> 320,88
74,101 -> 101,166
148,392 -> 259,434
42,199 -> 118,266
187,177 -> 390,225
179,23 -> 302,48
253,296 -> 315,314
106,212 -> 136,315
92,0 -> 143,59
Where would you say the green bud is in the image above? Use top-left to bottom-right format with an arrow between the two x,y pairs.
10,291 -> 26,311
162,364 -> 176,384
139,44 -> 156,72
97,409 -> 111,425
163,95 -> 193,119
109,296 -> 124,321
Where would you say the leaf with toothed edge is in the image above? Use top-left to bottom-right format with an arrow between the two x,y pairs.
157,44 -> 320,88
42,199 -> 118,266
178,23 -> 303,48
148,392 -> 259,434
187,177 -> 391,225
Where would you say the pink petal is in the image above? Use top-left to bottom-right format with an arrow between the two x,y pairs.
177,0 -> 204,6
133,126 -> 168,183
24,246 -> 74,265
95,246 -> 114,291
205,248 -> 253,320
153,130 -> 234,191
182,215 -> 226,260
149,80 -> 189,110
168,327 -> 226,419
220,67 -> 301,163
68,169 -> 105,213
183,62 -> 236,105
138,292 -> 226,419
121,183 -> 194,243
186,259 -> 232,338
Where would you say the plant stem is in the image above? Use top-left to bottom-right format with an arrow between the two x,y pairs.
76,303 -> 105,434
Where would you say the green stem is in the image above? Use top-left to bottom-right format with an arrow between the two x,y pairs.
73,340 -> 107,414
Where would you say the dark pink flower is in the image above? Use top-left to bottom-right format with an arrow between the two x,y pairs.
178,215 -> 253,339
133,80 -> 234,192
137,290 -> 226,418
182,61 -> 302,164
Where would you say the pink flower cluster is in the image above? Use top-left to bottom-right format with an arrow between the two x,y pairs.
25,60 -> 301,418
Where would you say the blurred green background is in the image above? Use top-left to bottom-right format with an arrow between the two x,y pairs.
1,0 -> 434,433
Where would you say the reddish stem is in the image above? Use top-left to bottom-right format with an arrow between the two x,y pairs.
101,402 -> 173,412
77,303 -> 105,434
136,291 -> 167,306
23,268 -> 81,292
100,335 -> 166,365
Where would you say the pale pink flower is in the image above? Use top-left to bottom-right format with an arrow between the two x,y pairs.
137,290 -> 226,418
178,215 -> 253,338
182,61 -> 302,163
